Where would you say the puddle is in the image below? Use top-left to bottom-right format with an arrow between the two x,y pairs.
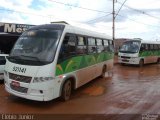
82,86 -> 105,96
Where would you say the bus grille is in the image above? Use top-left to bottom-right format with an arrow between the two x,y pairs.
9,73 -> 32,83
10,84 -> 28,93
121,56 -> 131,59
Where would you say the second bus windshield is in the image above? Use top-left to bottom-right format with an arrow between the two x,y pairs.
119,41 -> 141,53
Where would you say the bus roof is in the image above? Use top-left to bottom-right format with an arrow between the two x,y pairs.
65,24 -> 112,40
141,40 -> 160,44
29,22 -> 112,40
123,39 -> 160,44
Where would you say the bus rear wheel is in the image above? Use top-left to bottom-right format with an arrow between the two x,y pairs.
61,80 -> 72,101
157,58 -> 160,64
121,63 -> 125,66
139,59 -> 144,67
101,66 -> 107,78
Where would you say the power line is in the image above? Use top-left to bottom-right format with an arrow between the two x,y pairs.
115,0 -> 127,18
0,7 -> 74,21
113,0 -> 127,41
1,7 -> 110,25
0,8 -> 50,18
0,8 -> 77,24
117,1 -> 160,21
117,14 -> 160,27
0,7 -> 111,25
48,0 -> 111,14
86,13 -> 112,23
0,1 -> 112,23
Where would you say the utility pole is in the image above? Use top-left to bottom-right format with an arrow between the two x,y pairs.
112,0 -> 127,41
112,0 -> 115,41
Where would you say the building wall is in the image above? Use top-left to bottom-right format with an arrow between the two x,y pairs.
114,38 -> 132,54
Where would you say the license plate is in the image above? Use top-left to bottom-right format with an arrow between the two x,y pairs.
122,59 -> 129,62
11,81 -> 20,87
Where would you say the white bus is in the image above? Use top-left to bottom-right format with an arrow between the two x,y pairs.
118,39 -> 160,66
0,36 -> 17,81
0,54 -> 8,80
0,22 -> 34,81
4,22 -> 114,101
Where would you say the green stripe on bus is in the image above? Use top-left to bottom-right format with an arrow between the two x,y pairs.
56,52 -> 114,76
139,50 -> 160,57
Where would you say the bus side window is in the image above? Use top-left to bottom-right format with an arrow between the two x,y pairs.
145,44 -> 149,51
149,44 -> 154,51
96,39 -> 104,53
77,36 -> 87,55
140,44 -> 145,51
154,44 -> 158,50
157,44 -> 159,50
108,40 -> 114,53
58,33 -> 76,61
103,39 -> 109,52
88,37 -> 97,54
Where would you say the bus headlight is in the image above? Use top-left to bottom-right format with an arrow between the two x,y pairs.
4,71 -> 9,85
33,77 -> 54,83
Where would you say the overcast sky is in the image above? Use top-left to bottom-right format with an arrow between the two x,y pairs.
0,0 -> 160,41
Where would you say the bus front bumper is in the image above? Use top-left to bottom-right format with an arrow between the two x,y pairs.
5,82 -> 59,101
118,57 -> 140,65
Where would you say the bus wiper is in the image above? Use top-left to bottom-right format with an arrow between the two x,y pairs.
7,55 -> 25,62
18,55 -> 45,63
7,55 -> 22,60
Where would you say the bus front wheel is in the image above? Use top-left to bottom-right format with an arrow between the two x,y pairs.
139,59 -> 144,67
61,80 -> 72,101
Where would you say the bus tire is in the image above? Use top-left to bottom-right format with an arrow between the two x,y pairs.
139,59 -> 144,67
61,80 -> 72,101
101,65 -> 107,78
157,58 -> 160,64
121,63 -> 125,66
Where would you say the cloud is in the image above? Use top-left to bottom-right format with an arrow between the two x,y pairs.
0,0 -> 33,9
125,0 -> 160,9
0,0 -> 160,40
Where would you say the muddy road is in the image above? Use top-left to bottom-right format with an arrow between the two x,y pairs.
0,63 -> 160,115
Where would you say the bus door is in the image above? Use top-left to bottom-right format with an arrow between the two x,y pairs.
75,36 -> 95,86
57,33 -> 77,74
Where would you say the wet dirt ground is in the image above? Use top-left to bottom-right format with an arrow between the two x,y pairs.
0,62 -> 160,116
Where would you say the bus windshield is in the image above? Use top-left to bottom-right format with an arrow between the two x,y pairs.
8,29 -> 63,65
119,41 -> 141,53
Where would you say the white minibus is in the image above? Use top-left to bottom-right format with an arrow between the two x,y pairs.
118,39 -> 160,66
0,54 -> 8,80
4,22 -> 114,101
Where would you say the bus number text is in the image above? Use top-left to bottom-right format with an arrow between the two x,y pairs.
13,66 -> 26,73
